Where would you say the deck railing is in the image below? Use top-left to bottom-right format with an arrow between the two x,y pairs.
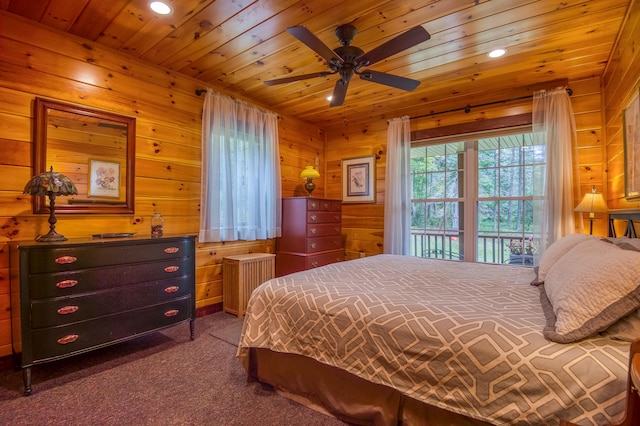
410,231 -> 535,266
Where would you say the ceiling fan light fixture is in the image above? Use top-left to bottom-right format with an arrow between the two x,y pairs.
488,48 -> 506,58
149,1 -> 172,15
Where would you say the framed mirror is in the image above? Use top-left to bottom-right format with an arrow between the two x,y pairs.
33,97 -> 136,214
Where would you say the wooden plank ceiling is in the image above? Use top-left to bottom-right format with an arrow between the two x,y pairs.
1,0 -> 631,128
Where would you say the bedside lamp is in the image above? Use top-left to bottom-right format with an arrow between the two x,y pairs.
24,166 -> 78,242
574,186 -> 608,235
300,165 -> 320,197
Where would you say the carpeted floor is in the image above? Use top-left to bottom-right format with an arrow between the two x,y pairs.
0,312 -> 346,425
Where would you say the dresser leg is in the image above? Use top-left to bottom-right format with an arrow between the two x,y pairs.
23,367 -> 32,396
190,319 -> 195,340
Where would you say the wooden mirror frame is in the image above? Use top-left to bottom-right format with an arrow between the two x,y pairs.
33,97 -> 136,214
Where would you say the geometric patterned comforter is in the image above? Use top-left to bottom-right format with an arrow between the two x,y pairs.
237,255 -> 630,425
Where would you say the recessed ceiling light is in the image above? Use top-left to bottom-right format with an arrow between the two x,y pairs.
150,1 -> 172,15
326,95 -> 333,102
488,48 -> 506,58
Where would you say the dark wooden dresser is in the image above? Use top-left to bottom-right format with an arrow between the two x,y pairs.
9,235 -> 196,396
276,197 -> 344,276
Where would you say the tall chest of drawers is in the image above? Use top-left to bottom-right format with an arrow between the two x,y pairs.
276,197 -> 344,276
9,235 -> 196,396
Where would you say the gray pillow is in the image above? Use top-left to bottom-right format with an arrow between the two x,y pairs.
541,238 -> 640,343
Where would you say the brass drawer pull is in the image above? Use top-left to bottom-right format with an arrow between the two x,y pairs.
57,334 -> 79,345
310,214 -> 317,221
310,243 -> 317,249
164,309 -> 179,317
164,286 -> 179,293
311,262 -> 318,268
55,256 -> 77,265
56,279 -> 78,289
310,201 -> 317,208
164,247 -> 180,254
164,266 -> 179,273
310,228 -> 317,234
57,306 -> 79,315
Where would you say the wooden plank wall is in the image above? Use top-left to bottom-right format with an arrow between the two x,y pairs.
604,0 -> 640,217
324,75 -> 607,260
0,12 -> 325,358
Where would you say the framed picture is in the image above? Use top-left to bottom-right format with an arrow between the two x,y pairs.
88,159 -> 121,198
624,88 -> 640,200
342,155 -> 375,203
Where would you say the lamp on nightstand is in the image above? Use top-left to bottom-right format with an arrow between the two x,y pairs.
300,165 -> 320,196
23,166 -> 78,242
574,186 -> 608,235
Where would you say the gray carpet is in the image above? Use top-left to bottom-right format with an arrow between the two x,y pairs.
0,312 -> 346,425
209,316 -> 245,346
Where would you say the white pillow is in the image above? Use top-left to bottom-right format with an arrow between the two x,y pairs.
541,238 -> 640,343
533,233 -> 598,284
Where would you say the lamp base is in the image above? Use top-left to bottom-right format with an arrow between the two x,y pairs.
304,179 -> 316,197
36,230 -> 68,242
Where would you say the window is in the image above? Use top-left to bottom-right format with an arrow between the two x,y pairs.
410,130 -> 544,265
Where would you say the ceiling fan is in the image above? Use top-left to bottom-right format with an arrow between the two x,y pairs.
264,24 -> 431,107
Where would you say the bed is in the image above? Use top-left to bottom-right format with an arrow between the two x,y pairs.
237,234 -> 640,425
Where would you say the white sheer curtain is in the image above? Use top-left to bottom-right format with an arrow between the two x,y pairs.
199,89 -> 281,242
384,116 -> 412,255
532,87 -> 577,257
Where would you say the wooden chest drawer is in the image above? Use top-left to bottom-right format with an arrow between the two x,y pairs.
28,296 -> 192,361
30,276 -> 192,329
275,250 -> 344,276
307,236 -> 342,253
307,223 -> 341,237
28,257 -> 193,299
27,239 -> 191,274
307,199 -> 341,211
307,211 -> 341,224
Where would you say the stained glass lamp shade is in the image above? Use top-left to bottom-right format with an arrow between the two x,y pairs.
23,166 -> 78,242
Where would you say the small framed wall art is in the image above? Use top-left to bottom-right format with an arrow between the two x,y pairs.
88,159 -> 121,198
342,155 -> 375,203
624,87 -> 640,200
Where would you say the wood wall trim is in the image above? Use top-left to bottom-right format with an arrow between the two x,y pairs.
411,113 -> 532,141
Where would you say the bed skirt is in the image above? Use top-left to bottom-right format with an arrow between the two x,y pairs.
248,347 -> 493,426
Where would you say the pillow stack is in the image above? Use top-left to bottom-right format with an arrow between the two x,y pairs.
538,234 -> 640,343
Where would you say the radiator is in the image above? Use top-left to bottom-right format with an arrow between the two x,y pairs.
222,253 -> 275,317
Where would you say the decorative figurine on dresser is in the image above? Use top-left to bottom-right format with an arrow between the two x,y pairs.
9,235 -> 196,396
276,197 -> 344,277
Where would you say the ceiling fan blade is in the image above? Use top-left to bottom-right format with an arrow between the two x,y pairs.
357,26 -> 430,67
287,26 -> 344,64
264,71 -> 335,86
329,79 -> 350,107
359,70 -> 421,91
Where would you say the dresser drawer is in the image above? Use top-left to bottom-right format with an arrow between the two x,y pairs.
28,296 -> 192,363
307,223 -> 341,237
319,200 -> 341,211
307,211 -> 341,224
307,236 -> 342,253
305,250 -> 344,269
30,276 -> 193,329
27,239 -> 192,274
28,257 -> 193,299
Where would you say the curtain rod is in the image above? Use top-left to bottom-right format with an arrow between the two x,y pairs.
408,87 -> 572,121
195,89 -> 206,96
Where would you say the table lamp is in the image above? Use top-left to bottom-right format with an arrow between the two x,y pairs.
574,186 -> 608,235
23,166 -> 78,242
300,165 -> 320,196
